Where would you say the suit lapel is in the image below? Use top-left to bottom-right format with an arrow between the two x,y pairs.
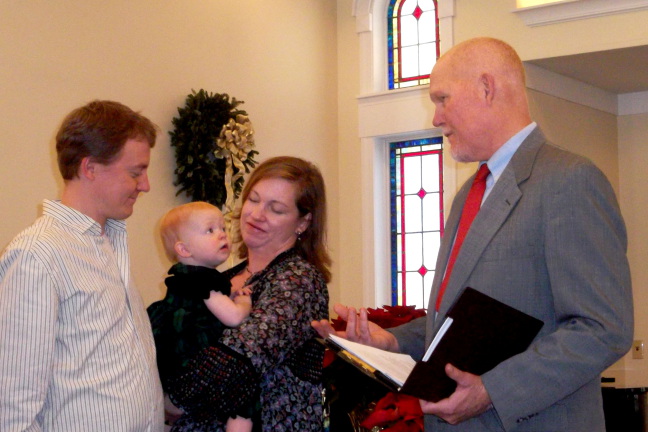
430,129 -> 546,331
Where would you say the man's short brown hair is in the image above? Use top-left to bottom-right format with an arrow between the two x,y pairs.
56,100 -> 157,180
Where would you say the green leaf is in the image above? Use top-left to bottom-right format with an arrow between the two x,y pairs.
168,89 -> 258,208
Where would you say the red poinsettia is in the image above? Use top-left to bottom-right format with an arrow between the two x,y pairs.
366,305 -> 426,329
360,392 -> 424,432
329,304 -> 426,331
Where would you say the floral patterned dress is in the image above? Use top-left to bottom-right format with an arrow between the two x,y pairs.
168,248 -> 329,432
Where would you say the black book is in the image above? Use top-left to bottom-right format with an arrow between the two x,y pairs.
322,287 -> 544,402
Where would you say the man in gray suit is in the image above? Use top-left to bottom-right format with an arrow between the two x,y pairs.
313,37 -> 633,431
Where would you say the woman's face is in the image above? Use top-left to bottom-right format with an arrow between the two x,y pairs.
240,177 -> 310,257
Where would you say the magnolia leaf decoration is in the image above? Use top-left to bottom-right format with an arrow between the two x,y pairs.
169,89 -> 258,220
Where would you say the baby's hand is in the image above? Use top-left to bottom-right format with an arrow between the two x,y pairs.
164,394 -> 183,426
232,286 -> 252,297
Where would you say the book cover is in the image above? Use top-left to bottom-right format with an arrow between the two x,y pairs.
401,287 -> 544,401
324,287 -> 544,402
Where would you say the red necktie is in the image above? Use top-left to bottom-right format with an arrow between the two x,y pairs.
435,163 -> 490,311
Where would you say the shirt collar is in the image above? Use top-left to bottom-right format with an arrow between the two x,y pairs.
43,199 -> 126,236
484,122 -> 537,187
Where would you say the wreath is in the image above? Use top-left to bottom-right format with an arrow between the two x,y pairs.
169,89 -> 258,220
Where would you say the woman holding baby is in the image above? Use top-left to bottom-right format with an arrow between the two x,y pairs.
166,156 -> 331,432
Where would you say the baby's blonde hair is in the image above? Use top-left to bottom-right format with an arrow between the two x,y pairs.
160,201 -> 221,261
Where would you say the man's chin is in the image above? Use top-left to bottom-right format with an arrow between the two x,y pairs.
449,146 -> 466,163
112,207 -> 135,221
449,144 -> 477,163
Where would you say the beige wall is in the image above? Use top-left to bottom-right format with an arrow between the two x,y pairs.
527,89 -> 620,190
335,0 -> 365,309
0,1 -> 339,306
618,113 -> 648,386
453,0 -> 648,61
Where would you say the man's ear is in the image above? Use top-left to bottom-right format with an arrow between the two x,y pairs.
80,157 -> 96,180
480,73 -> 496,104
174,241 -> 192,258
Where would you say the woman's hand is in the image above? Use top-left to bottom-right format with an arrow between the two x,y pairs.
311,303 -> 400,352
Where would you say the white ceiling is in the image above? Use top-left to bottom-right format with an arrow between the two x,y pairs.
527,45 -> 648,95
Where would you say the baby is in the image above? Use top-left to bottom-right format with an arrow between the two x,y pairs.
148,201 -> 252,432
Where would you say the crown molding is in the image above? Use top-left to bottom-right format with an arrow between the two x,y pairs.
514,0 -> 648,27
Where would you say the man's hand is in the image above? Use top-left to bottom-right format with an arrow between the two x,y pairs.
311,303 -> 399,352
419,364 -> 492,425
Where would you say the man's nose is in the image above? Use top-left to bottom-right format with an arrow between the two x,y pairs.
432,109 -> 444,128
138,173 -> 151,192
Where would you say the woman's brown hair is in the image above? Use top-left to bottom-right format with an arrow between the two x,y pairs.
233,156 -> 332,283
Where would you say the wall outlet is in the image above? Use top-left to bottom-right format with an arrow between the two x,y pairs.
632,340 -> 644,359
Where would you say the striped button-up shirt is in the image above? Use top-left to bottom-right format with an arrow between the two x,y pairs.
0,200 -> 164,431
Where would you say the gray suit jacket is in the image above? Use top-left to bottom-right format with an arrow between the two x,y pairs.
391,127 -> 633,431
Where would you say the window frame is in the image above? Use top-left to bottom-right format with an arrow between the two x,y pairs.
390,136 -> 444,307
387,0 -> 440,90
351,0 -> 459,308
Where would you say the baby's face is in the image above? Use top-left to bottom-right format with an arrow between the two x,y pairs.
181,208 -> 230,267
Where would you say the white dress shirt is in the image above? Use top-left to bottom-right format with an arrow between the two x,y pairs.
0,200 -> 164,431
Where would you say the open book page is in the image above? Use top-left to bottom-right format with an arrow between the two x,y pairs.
328,334 -> 416,387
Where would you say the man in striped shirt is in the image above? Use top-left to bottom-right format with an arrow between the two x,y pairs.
0,100 -> 164,431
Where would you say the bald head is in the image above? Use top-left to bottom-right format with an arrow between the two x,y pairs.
442,37 -> 526,90
429,37 -> 532,162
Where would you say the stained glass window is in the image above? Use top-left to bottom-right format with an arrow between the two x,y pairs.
388,0 -> 439,90
390,137 -> 444,308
